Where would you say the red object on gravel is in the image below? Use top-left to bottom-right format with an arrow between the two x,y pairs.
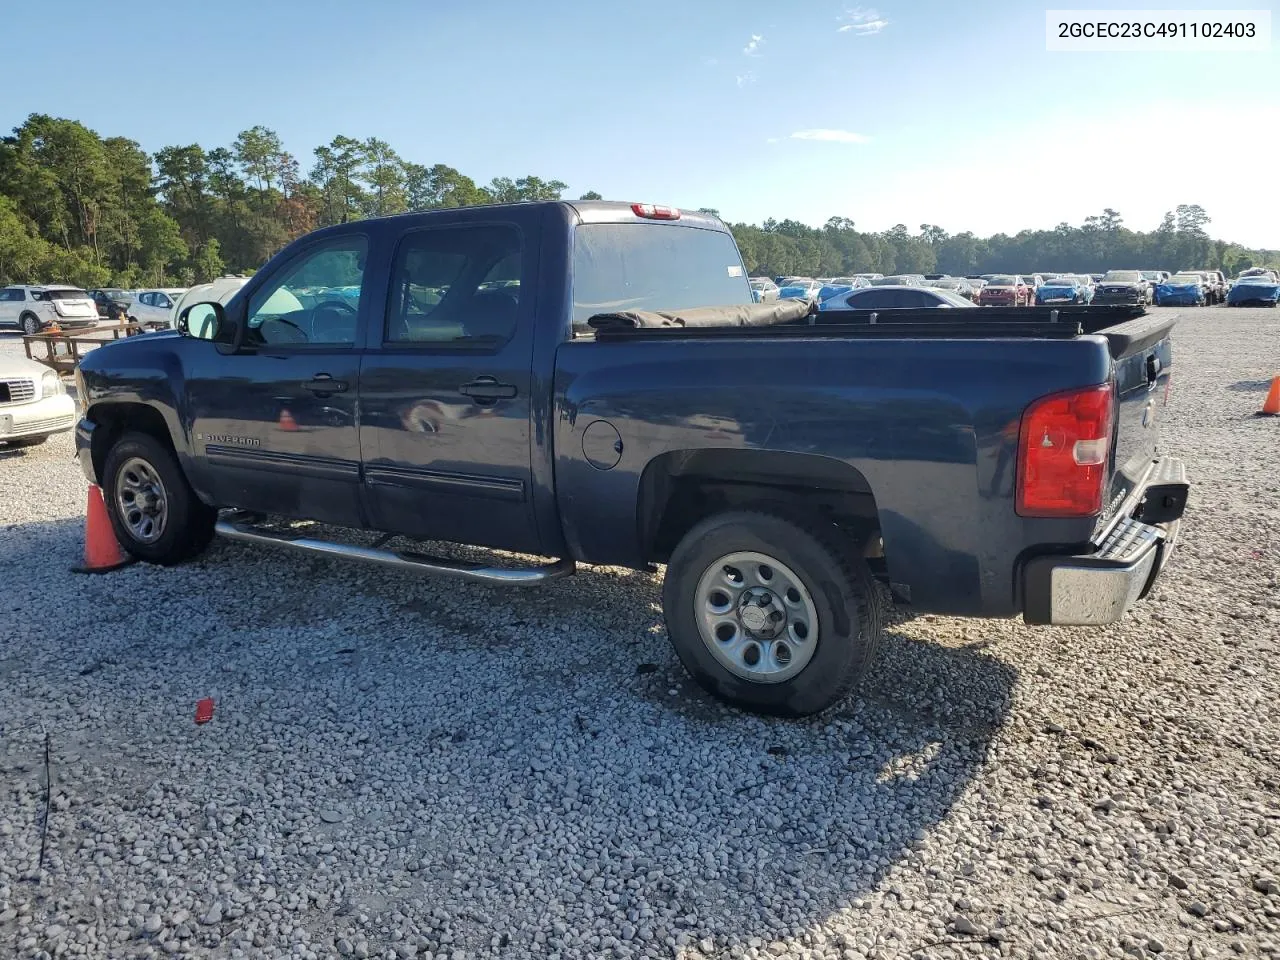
195,698 -> 215,724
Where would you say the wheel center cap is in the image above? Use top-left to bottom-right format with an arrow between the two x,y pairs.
738,589 -> 784,639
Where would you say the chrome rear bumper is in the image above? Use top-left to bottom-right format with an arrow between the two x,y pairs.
1022,457 -> 1187,626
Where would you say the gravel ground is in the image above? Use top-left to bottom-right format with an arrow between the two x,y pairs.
1,307 -> 1278,960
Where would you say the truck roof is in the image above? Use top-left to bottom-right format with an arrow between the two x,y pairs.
300,200 -> 732,242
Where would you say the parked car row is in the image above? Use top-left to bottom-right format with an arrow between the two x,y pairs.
0,284 -> 191,333
2,278 -> 313,333
749,264 -> 1272,313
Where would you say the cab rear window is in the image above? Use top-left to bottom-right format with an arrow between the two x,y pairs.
571,223 -> 751,332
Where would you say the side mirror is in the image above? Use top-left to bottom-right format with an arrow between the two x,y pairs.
178,301 -> 225,340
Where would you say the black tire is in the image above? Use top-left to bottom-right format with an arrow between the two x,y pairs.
6,434 -> 48,447
662,509 -> 885,717
101,430 -> 216,565
20,313 -> 40,335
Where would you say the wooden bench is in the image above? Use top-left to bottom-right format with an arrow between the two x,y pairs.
21,321 -> 167,374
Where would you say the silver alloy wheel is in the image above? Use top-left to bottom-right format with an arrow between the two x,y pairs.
115,457 -> 168,543
21,315 -> 38,335
693,551 -> 819,683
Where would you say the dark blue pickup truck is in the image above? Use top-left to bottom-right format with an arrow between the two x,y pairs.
74,200 -> 1188,716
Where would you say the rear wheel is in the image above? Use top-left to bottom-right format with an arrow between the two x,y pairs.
662,509 -> 885,717
102,431 -> 216,564
20,313 -> 40,335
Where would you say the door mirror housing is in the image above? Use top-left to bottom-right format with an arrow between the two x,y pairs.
178,301 -> 226,340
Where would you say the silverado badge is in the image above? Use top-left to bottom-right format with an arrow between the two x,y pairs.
196,433 -> 261,446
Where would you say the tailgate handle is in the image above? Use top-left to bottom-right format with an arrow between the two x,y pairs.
1146,355 -> 1161,389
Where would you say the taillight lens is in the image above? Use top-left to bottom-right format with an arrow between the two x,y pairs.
1016,383 -> 1114,517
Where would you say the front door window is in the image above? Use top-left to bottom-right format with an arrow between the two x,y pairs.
247,239 -> 368,347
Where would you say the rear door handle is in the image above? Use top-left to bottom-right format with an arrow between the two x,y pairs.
459,377 -> 517,401
304,375 -> 349,395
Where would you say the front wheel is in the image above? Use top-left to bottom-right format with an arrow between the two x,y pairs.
662,510 -> 885,716
102,431 -> 217,564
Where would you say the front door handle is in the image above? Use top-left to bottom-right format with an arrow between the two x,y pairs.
459,377 -> 517,402
304,374 -> 349,395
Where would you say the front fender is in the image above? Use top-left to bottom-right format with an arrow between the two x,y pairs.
78,334 -> 194,480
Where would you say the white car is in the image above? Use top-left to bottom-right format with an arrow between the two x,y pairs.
168,276 -> 252,327
0,285 -> 100,334
128,288 -> 187,327
0,353 -> 76,447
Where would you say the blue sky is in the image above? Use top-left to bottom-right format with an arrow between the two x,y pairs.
7,0 -> 1279,246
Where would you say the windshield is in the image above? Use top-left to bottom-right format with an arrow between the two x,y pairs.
1141,271 -> 1163,280
1046,276 -> 1077,285
1102,271 -> 1142,282
1169,274 -> 1201,283
571,223 -> 751,328
987,275 -> 1016,285
43,288 -> 91,300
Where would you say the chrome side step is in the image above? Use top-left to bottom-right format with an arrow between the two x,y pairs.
214,512 -> 575,586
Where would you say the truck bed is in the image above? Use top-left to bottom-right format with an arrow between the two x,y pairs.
589,303 -> 1159,346
555,303 -> 1177,617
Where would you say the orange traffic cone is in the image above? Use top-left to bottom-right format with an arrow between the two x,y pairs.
1259,376 -> 1280,417
71,485 -> 135,574
278,408 -> 300,431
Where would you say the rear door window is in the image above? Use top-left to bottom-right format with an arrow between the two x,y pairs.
386,223 -> 523,348
571,222 -> 750,331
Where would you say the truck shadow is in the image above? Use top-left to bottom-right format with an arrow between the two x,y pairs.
4,518 -> 1015,957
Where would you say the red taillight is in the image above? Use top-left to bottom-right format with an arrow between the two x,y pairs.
1016,383 -> 1114,518
631,203 -> 681,220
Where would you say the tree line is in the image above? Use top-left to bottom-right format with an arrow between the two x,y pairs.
0,113 -> 1275,288
726,208 -> 1277,280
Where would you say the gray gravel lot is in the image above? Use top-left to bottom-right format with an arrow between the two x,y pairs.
2,307 -> 1279,960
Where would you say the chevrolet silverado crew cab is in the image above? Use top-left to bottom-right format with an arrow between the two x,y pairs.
74,200 -> 1189,716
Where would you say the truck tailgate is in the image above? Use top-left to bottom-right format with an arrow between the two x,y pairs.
1101,312 -> 1176,517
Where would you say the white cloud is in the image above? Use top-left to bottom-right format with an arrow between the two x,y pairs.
790,128 -> 870,143
736,72 -> 758,87
766,137 -> 780,144
743,34 -> 764,55
704,56 -> 719,66
837,7 -> 889,35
